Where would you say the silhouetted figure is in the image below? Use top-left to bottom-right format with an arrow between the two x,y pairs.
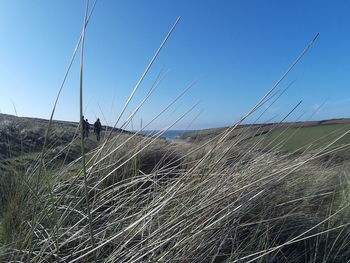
85,119 -> 90,138
94,118 -> 102,141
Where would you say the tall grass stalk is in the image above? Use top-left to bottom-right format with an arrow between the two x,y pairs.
78,0 -> 96,258
19,1 -> 99,259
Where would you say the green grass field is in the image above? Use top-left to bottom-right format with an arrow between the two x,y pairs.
182,122 -> 350,161
255,123 -> 350,159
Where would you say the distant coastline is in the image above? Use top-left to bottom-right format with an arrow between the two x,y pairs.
136,130 -> 196,141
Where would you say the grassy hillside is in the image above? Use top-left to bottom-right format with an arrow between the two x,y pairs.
0,113 -> 146,225
256,123 -> 350,158
182,119 -> 350,160
0,113 -> 138,172
0,116 -> 349,262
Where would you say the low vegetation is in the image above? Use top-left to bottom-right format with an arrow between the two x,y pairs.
0,115 -> 349,262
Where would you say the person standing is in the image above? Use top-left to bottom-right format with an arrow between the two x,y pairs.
94,118 -> 102,141
85,119 -> 90,138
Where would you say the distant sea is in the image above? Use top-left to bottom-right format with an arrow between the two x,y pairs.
137,130 -> 195,141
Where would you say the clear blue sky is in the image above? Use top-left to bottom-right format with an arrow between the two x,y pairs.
1,0 -> 350,130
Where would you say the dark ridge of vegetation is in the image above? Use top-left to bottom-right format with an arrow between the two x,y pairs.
0,113 -> 139,170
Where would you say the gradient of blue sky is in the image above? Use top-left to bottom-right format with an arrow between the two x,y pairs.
0,0 -> 349,129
